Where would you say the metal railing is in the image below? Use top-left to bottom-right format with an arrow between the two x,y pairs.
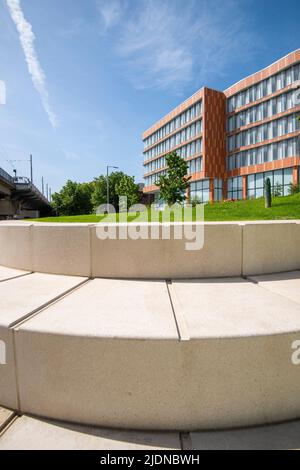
0,166 -> 14,184
14,178 -> 50,205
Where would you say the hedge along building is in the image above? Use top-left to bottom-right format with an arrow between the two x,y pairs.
142,50 -> 300,203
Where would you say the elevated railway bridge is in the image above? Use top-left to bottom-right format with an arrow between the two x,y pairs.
0,166 -> 51,219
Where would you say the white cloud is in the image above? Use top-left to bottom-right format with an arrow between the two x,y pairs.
97,0 -> 124,33
117,0 -> 193,90
6,0 -> 58,128
102,0 -> 259,91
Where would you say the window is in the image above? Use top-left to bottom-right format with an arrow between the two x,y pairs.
228,113 -> 298,152
227,137 -> 299,170
227,63 -> 300,115
214,179 -> 223,201
246,168 -> 294,199
190,179 -> 210,203
227,177 -> 243,199
143,121 -> 203,162
143,100 -> 202,150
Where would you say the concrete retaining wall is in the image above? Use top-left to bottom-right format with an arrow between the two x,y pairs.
0,220 -> 299,278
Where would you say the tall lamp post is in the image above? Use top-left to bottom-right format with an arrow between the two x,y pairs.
106,165 -> 119,213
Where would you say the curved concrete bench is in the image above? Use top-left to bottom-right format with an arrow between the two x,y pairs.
0,270 -> 300,430
0,220 -> 299,278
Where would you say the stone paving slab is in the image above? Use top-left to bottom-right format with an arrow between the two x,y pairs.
190,420 -> 300,450
0,416 -> 181,450
248,271 -> 300,304
0,273 -> 87,328
0,407 -> 14,432
0,266 -> 29,283
1,414 -> 300,450
17,278 -> 179,339
171,278 -> 300,338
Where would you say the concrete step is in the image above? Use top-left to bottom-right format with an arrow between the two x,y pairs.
0,266 -> 30,283
190,420 -> 300,450
0,271 -> 300,430
0,413 -> 299,450
0,272 -> 87,410
248,271 -> 300,304
0,415 -> 180,450
171,273 -> 300,338
0,407 -> 15,432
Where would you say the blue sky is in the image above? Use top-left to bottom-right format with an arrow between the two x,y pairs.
0,0 -> 299,193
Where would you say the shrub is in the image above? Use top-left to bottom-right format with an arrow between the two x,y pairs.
190,196 -> 202,207
289,183 -> 300,195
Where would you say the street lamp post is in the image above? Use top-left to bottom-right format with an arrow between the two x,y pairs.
106,165 -> 119,213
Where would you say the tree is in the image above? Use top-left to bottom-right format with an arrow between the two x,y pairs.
92,171 -> 126,211
52,180 -> 94,216
155,152 -> 191,206
91,175 -> 107,209
115,175 -> 140,210
51,171 -> 141,215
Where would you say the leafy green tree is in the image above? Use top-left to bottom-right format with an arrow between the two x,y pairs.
52,180 -> 93,216
155,152 -> 191,205
92,171 -> 126,211
91,175 -> 107,208
115,175 -> 140,210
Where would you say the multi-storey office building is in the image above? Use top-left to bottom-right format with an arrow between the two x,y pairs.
143,50 -> 300,202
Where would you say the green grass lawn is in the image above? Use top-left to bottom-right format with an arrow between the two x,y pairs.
32,193 -> 300,223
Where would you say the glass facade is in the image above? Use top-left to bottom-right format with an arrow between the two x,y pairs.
227,177 -> 243,200
227,89 -> 296,132
227,137 -> 299,170
144,169 -> 167,188
176,138 -> 202,159
227,113 -> 299,152
247,168 -> 294,198
227,62 -> 300,113
144,121 -> 202,161
187,157 -> 202,175
190,179 -> 210,203
144,157 -> 202,186
144,101 -> 202,150
144,139 -> 202,174
214,179 -> 223,201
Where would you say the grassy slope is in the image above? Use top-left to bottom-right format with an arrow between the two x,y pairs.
31,193 -> 300,223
